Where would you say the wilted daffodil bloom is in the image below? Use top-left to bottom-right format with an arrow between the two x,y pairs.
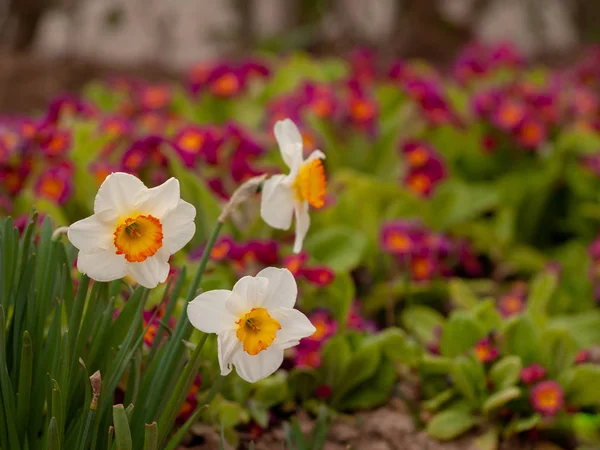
187,267 -> 315,383
260,119 -> 326,253
67,172 -> 196,288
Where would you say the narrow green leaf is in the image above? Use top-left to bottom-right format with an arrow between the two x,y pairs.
48,417 -> 60,450
0,306 -> 20,450
16,331 -> 32,438
144,422 -> 158,450
113,405 -> 133,450
163,405 -> 208,450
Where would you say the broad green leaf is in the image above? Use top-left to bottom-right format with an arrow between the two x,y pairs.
401,305 -> 445,344
320,335 -> 351,386
482,387 -> 521,414
440,311 -> 484,358
564,364 -> 600,406
450,356 -> 486,408
426,408 -> 478,441
449,278 -> 479,309
489,356 -> 522,390
538,328 -> 578,377
503,314 -> 539,365
304,226 -> 368,272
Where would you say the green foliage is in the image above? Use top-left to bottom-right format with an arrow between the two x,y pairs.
0,215 -> 211,450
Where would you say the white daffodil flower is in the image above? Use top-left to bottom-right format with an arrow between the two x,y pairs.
260,119 -> 326,253
187,267 -> 315,383
67,172 -> 196,289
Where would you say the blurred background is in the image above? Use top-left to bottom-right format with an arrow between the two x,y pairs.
1,0 -> 600,113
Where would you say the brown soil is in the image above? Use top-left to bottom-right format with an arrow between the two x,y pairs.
179,396 -> 562,450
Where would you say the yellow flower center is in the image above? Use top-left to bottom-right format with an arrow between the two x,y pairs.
113,215 -> 164,263
39,178 -> 64,199
235,308 -> 281,356
293,159 -> 326,209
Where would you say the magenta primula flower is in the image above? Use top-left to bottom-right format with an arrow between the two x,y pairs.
34,163 -> 73,204
40,128 -> 71,158
380,220 -> 423,256
473,337 -> 499,363
520,363 -> 547,385
497,283 -> 527,317
136,84 -> 172,111
172,125 -> 222,166
530,380 -> 564,416
283,252 -> 335,287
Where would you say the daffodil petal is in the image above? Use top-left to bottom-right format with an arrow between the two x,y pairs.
136,177 -> 181,218
218,330 -> 241,376
274,119 -> 303,169
68,210 -> 116,252
126,249 -> 170,288
94,172 -> 146,216
305,149 -> 326,162
77,249 -> 127,282
187,290 -> 236,333
232,346 -> 284,383
257,267 -> 297,310
227,276 -> 269,315
260,175 -> 295,230
271,308 -> 316,349
293,202 -> 310,254
161,199 -> 196,253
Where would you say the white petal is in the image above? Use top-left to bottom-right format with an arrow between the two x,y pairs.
187,290 -> 236,333
272,308 -> 317,349
126,249 -> 170,289
274,119 -> 303,169
232,346 -> 284,383
260,175 -> 295,230
257,267 -> 297,310
94,172 -> 146,216
305,150 -> 326,162
227,276 -> 268,315
68,210 -> 116,252
136,177 -> 181,218
217,330 -> 241,376
161,200 -> 196,254
77,249 -> 127,282
293,202 -> 310,254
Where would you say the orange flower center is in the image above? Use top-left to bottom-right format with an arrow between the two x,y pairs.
475,344 -> 490,362
210,241 -> 230,260
537,388 -> 559,409
351,99 -> 375,122
113,215 -> 164,263
407,173 -> 431,194
407,148 -> 429,167
311,319 -> 328,341
520,122 -> 542,144
412,257 -> 431,279
39,178 -> 64,199
499,104 -> 524,128
293,159 -> 326,208
236,308 -> 281,355
211,73 -> 240,96
179,132 -> 204,153
387,231 -> 411,252
501,295 -> 522,314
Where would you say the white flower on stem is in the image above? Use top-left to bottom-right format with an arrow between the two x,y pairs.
67,172 -> 195,288
260,119 -> 326,253
187,267 -> 315,383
